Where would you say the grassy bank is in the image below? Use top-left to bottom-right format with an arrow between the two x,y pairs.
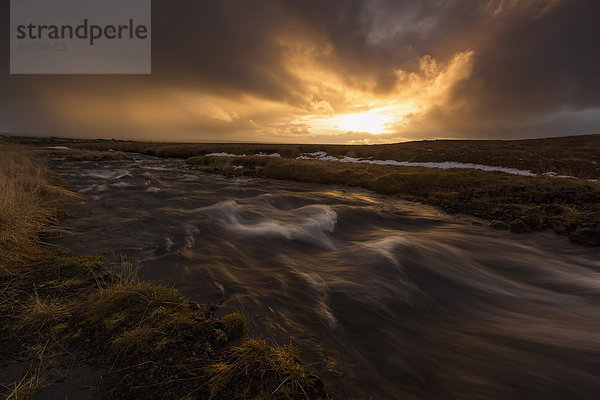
0,148 -> 328,399
186,155 -> 600,246
0,147 -> 74,254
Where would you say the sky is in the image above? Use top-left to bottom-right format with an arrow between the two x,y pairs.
1,0 -> 600,144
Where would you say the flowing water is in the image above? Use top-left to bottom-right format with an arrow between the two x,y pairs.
48,155 -> 600,399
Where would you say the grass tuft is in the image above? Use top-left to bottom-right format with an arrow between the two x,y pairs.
16,293 -> 71,334
0,147 -> 75,254
207,339 -> 323,399
111,326 -> 155,355
221,312 -> 247,339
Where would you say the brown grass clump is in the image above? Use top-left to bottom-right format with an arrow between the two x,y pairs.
86,282 -> 187,328
221,312 -> 247,339
207,339 -> 326,399
16,293 -> 71,334
111,325 -> 156,354
0,147 -> 74,253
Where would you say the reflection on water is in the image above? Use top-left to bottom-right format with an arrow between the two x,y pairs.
49,155 -> 600,400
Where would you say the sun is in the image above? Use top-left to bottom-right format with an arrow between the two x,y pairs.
337,111 -> 390,134
294,103 -> 414,137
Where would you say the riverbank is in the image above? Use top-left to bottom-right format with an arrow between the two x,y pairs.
0,147 -> 328,399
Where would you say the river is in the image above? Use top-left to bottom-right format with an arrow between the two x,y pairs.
48,155 -> 600,399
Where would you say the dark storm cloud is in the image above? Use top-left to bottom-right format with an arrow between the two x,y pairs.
1,0 -> 599,141
428,0 -> 600,133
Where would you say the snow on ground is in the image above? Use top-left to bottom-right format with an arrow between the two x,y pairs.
47,146 -> 70,150
205,152 -> 243,157
542,172 -> 577,179
205,152 -> 281,158
203,150 -> 597,180
297,152 -> 537,176
255,152 -> 282,158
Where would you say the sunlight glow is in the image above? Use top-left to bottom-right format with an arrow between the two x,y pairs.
337,111 -> 390,134
302,104 -> 415,137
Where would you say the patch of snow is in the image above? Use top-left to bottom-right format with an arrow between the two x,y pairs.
543,172 -> 576,179
306,151 -> 327,157
297,152 -> 537,176
46,146 -> 70,150
233,166 -> 244,170
255,152 -> 281,158
205,152 -> 244,157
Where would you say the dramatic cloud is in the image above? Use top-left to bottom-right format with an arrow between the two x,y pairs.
1,0 -> 599,143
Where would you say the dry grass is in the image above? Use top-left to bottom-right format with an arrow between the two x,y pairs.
207,339 -> 321,399
221,312 -> 247,339
0,147 -> 75,254
111,325 -> 156,354
16,293 -> 71,334
2,369 -> 46,400
97,255 -> 141,288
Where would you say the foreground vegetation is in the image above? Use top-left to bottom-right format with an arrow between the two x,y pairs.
0,147 -> 328,399
185,155 -> 600,247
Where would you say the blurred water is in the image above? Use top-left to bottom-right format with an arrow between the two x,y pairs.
48,155 -> 600,400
